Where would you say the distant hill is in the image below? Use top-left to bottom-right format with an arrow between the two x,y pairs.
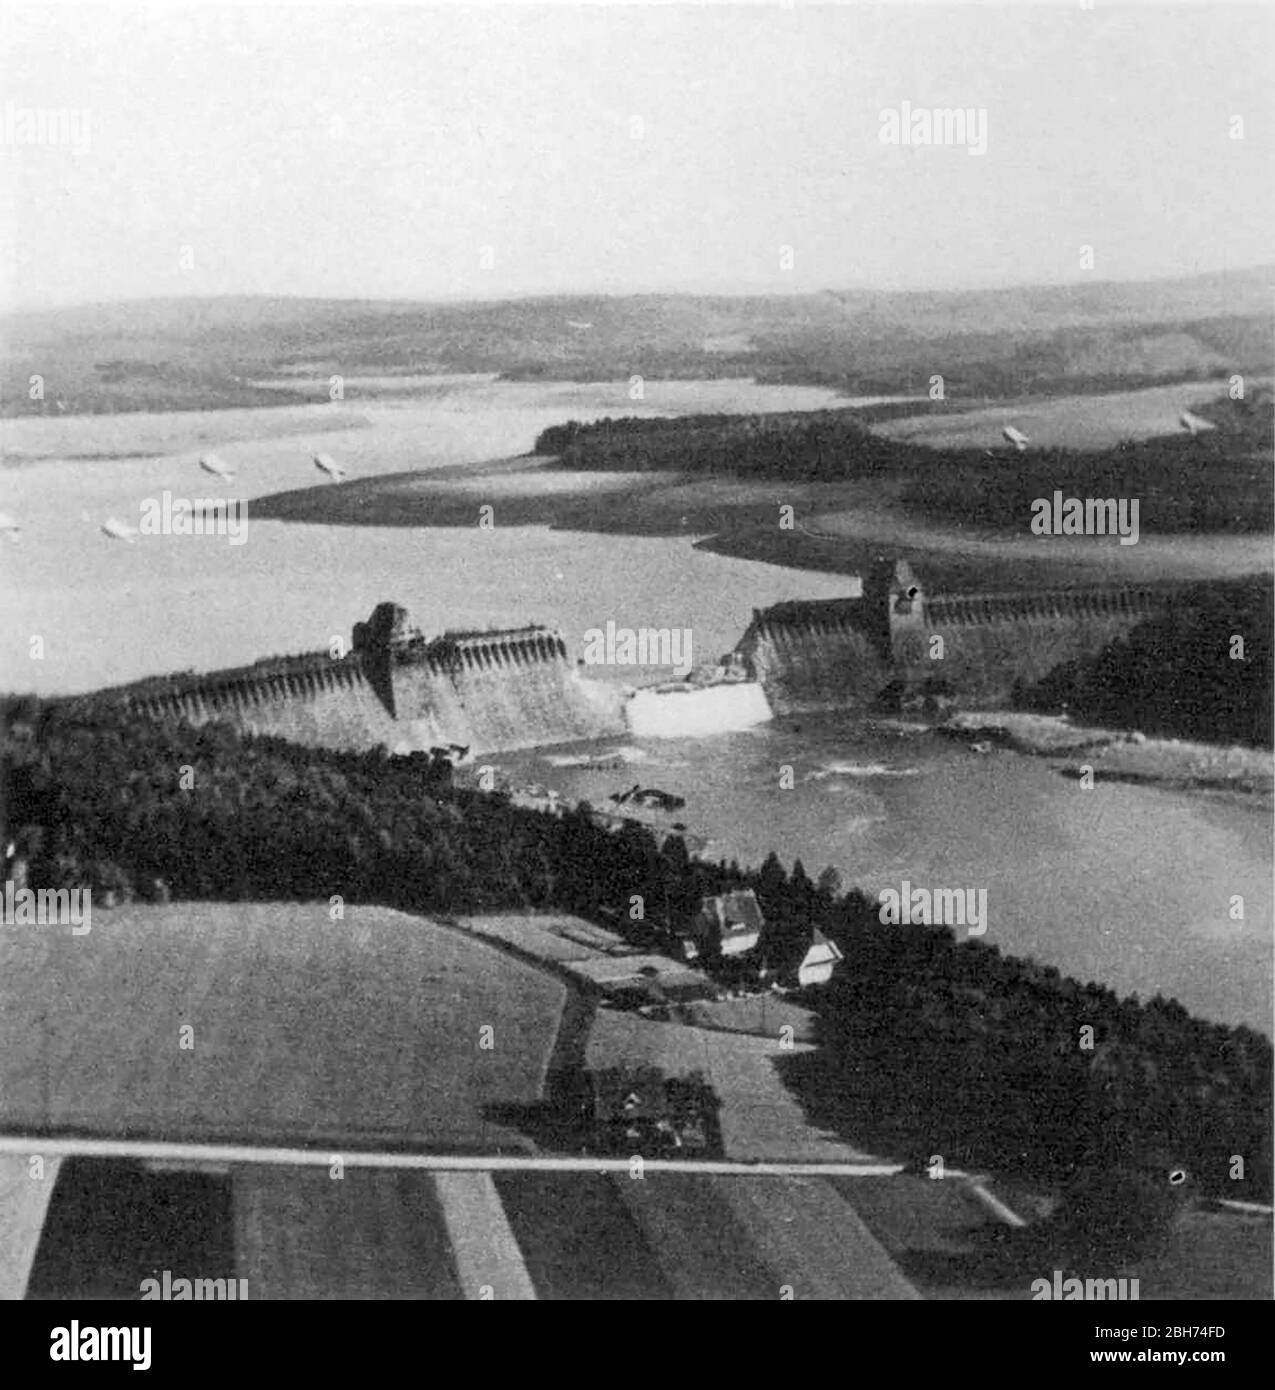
1,266 -> 1271,416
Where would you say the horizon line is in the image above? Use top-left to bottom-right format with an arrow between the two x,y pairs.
5,262 -> 1273,319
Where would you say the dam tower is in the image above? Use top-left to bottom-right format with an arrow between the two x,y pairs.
860,556 -> 923,659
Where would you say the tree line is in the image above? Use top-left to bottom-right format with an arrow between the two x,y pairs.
533,391 -> 1272,534
1016,578 -> 1273,747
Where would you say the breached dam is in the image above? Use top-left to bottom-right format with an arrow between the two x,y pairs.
626,681 -> 774,739
63,559 -> 1193,753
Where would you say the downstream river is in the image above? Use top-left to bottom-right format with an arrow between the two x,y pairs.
496,718 -> 1271,1035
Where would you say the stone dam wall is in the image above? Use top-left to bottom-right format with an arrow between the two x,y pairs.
76,604 -> 625,756
737,598 -> 891,715
895,587 -> 1168,702
737,560 -> 1182,714
67,566 -> 1191,753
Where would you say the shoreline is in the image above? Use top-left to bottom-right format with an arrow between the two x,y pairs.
939,711 -> 1274,800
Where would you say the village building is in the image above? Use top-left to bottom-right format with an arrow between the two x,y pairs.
790,927 -> 843,987
683,889 -> 764,961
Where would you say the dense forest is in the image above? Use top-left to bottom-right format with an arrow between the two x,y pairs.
903,390 -> 1274,537
533,390 -> 1273,534
534,407 -> 916,479
1017,578 -> 1274,747
2,697 -> 1270,1204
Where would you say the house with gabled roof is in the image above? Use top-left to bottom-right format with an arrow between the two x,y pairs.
685,889 -> 764,961
757,923 -> 844,989
791,927 -> 843,987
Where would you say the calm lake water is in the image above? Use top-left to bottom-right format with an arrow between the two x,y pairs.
2,379 -> 1270,1033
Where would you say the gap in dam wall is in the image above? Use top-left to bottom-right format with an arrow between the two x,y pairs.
68,574 -> 1188,752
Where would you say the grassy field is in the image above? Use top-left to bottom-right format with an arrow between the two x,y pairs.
0,902 -> 567,1151
873,381 -> 1248,451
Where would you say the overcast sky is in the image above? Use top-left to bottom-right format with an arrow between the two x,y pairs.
1,2 -> 1271,309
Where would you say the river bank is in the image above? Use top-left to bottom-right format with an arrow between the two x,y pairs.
940,711 -> 1274,801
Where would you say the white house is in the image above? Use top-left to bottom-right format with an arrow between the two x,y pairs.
793,928 -> 843,987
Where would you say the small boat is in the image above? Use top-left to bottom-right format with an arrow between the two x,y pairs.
970,741 -> 994,755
